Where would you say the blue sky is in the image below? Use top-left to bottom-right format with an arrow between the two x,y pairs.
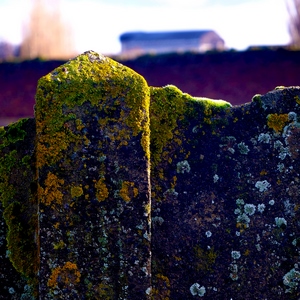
0,0 -> 291,55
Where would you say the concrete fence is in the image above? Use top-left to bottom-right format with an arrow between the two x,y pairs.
1,51 -> 300,299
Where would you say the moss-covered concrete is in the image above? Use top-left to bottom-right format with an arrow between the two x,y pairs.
35,51 -> 151,299
150,86 -> 300,299
1,52 -> 300,299
0,118 -> 38,299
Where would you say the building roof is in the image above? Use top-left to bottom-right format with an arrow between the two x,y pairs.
120,30 -> 217,42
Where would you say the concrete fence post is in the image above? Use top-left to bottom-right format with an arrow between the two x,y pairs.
1,51 -> 300,299
35,51 -> 151,299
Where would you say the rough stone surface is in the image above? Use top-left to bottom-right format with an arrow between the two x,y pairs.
150,86 -> 300,299
0,51 -> 300,299
35,51 -> 151,299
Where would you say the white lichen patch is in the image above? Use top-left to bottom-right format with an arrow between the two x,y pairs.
257,204 -> 266,213
176,160 -> 191,174
283,267 -> 300,293
231,251 -> 241,260
255,180 -> 271,192
244,204 -> 256,216
237,142 -> 250,154
269,199 -> 275,205
205,231 -> 212,238
213,174 -> 219,183
258,133 -> 271,143
275,217 -> 287,228
190,283 -> 206,297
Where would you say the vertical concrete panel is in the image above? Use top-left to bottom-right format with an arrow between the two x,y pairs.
35,51 -> 151,299
150,86 -> 300,299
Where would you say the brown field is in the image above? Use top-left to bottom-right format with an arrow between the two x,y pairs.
1,49 -> 300,126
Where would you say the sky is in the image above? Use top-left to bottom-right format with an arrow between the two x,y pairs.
0,0 -> 292,55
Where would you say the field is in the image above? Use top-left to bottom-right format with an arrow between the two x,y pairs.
1,49 -> 300,126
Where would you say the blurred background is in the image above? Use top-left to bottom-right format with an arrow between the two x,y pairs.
0,0 -> 300,125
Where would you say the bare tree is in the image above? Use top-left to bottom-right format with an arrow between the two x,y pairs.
20,0 -> 76,59
0,41 -> 15,61
286,0 -> 300,48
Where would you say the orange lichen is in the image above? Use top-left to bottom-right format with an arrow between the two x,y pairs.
95,178 -> 109,202
54,222 -> 60,229
47,261 -> 81,289
119,181 -> 138,202
40,172 -> 64,206
267,113 -> 289,133
260,169 -> 268,176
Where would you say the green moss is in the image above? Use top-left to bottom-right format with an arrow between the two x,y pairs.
94,282 -> 115,299
295,95 -> 300,105
150,85 -> 230,202
0,118 -> 38,297
150,85 -> 230,167
53,240 -> 65,250
35,51 -> 150,168
193,245 -> 218,272
252,94 -> 262,105
0,150 -> 18,207
3,202 -> 38,279
70,185 -> 83,198
0,118 -> 28,150
150,85 -> 187,168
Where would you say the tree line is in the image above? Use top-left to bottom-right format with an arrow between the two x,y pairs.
0,0 -> 75,61
1,0 -> 300,61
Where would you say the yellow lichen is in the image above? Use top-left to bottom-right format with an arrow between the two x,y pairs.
95,282 -> 115,299
53,240 -> 65,250
151,274 -> 170,299
71,185 -> 83,198
144,202 -> 151,216
295,95 -> 300,105
54,222 -> 60,229
267,113 -> 289,133
35,120 -> 79,169
260,169 -> 268,176
95,178 -> 109,202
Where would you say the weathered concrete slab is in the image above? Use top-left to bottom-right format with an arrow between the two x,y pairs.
150,86 -> 300,299
35,51 -> 151,299
0,52 -> 300,299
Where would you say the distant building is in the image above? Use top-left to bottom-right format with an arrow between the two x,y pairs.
119,30 -> 225,57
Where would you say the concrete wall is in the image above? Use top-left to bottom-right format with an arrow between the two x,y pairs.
1,51 -> 300,299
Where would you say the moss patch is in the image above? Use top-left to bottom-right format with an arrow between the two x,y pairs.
0,118 -> 38,296
35,51 -> 150,169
